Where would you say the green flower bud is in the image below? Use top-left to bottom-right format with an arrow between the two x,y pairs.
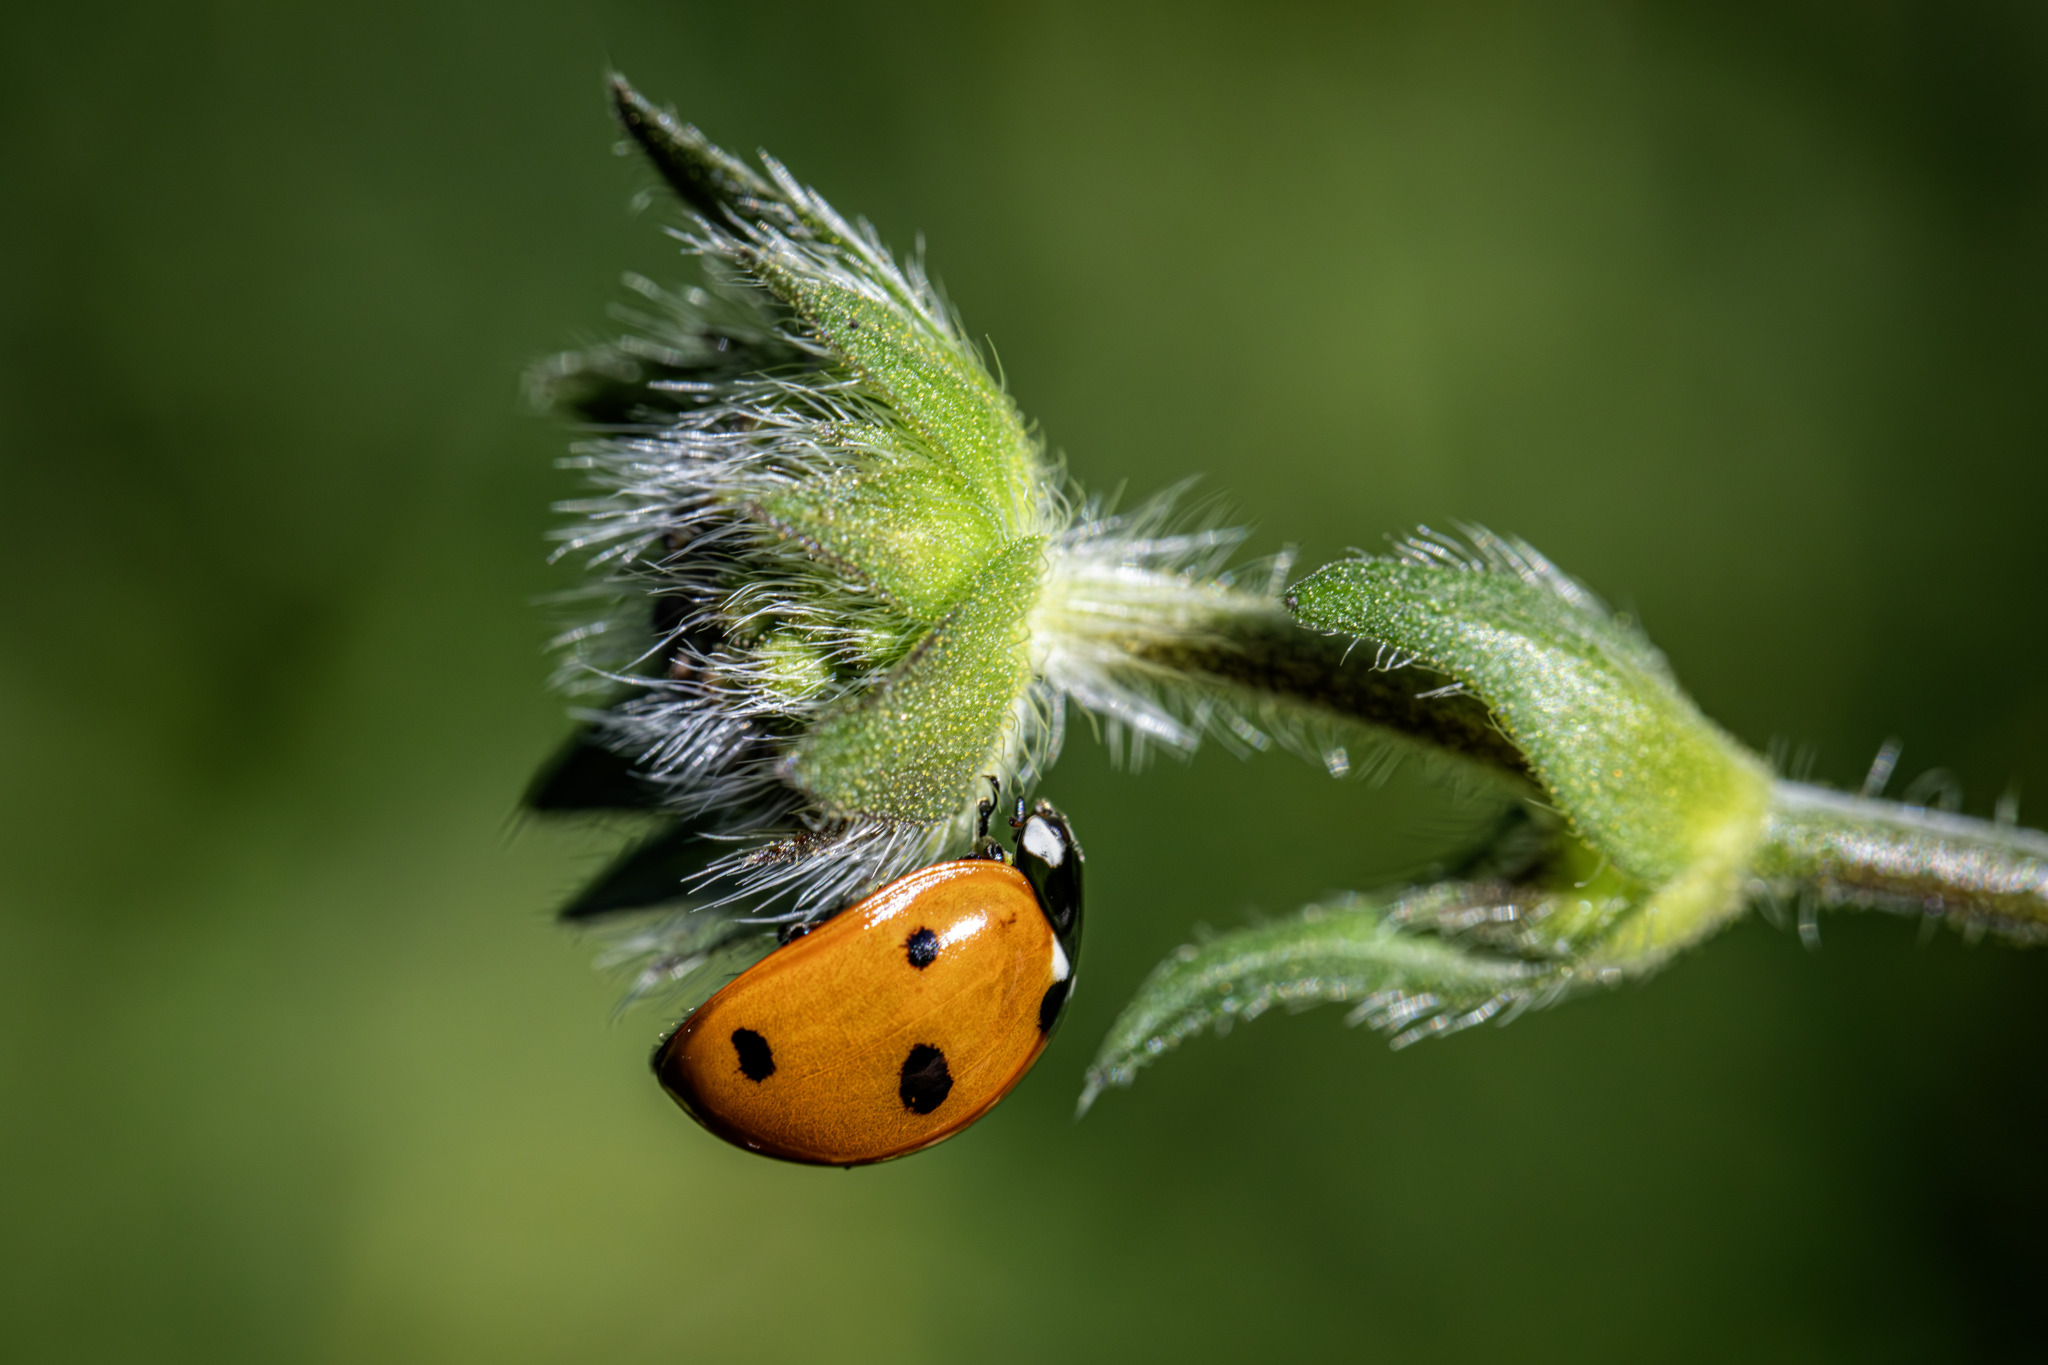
531,76 -> 1457,987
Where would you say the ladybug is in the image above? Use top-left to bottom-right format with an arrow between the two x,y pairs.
653,790 -> 1084,1166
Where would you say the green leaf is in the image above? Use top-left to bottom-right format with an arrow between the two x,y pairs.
748,458 -> 1005,623
745,249 -> 1039,532
791,535 -> 1045,821
607,74 -> 779,222
1081,889 -> 1555,1112
1287,555 -> 1772,967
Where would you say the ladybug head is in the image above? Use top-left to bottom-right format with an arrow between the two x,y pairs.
1011,799 -> 1083,955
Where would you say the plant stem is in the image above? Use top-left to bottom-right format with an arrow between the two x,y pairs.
1755,781 -> 2048,943
1127,603 -> 1533,777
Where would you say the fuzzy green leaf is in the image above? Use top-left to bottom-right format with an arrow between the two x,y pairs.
748,460 -> 1005,623
1288,558 -> 1771,968
745,249 -> 1038,532
1289,560 -> 1764,884
1081,890 -> 1554,1112
791,535 -> 1044,821
607,74 -> 778,223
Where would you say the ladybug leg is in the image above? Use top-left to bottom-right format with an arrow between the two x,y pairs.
971,775 -> 1008,861
974,774 -> 999,841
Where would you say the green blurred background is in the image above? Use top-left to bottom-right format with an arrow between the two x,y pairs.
5,2 -> 2046,1360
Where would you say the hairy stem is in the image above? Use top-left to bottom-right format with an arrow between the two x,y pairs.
1755,781 -> 2048,943
1125,602 -> 1534,778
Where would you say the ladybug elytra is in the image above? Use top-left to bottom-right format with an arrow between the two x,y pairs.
653,795 -> 1083,1166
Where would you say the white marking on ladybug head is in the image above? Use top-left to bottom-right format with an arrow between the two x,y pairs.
1050,939 -> 1071,983
1022,816 -> 1065,867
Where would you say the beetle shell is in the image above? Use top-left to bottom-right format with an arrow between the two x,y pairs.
654,857 -> 1071,1166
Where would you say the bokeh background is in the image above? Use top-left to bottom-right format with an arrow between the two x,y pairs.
6,2 -> 2047,1360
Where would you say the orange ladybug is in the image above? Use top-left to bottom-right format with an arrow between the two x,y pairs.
653,795 -> 1084,1166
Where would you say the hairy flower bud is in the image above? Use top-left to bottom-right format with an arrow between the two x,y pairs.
528,77 -> 1477,1005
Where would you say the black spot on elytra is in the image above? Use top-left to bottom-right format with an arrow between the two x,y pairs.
898,1044 -> 953,1114
731,1028 -> 775,1082
905,927 -> 939,969
1038,979 -> 1071,1033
